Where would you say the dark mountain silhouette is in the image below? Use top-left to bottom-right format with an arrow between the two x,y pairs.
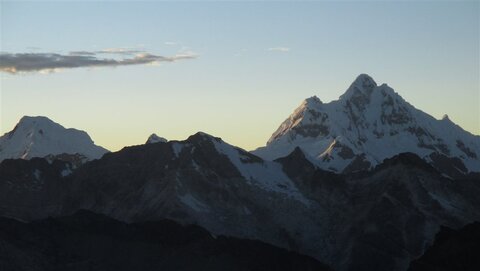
0,210 -> 330,271
408,222 -> 480,271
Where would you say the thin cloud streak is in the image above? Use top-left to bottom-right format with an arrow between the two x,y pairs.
0,50 -> 198,74
267,47 -> 290,52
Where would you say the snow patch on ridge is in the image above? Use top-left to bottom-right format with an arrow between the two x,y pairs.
171,143 -> 183,158
61,168 -> 73,177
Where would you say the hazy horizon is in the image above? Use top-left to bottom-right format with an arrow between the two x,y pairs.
1,1 -> 479,151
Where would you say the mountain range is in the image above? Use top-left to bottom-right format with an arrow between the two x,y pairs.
0,74 -> 479,271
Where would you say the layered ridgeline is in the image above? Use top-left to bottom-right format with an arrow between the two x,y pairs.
0,210 -> 328,271
0,116 -> 108,162
253,74 -> 480,177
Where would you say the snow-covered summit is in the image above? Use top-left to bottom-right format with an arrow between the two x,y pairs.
0,116 -> 109,162
253,74 -> 480,175
146,133 -> 167,144
305,95 -> 323,106
339,73 -> 377,101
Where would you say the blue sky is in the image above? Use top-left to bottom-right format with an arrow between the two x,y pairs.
1,1 -> 478,151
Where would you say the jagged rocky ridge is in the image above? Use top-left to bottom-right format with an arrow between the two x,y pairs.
0,116 -> 108,162
1,133 -> 479,271
253,74 -> 480,177
0,210 -> 329,271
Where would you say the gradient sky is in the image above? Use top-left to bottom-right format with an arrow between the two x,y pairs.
1,1 -> 479,151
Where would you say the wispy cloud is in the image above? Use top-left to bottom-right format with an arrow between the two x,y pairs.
267,47 -> 290,52
96,48 -> 143,55
164,42 -> 178,46
0,49 -> 198,74
233,48 -> 248,57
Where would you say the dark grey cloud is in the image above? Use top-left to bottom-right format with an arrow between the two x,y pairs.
0,50 -> 197,74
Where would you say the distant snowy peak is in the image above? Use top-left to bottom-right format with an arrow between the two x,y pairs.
253,74 -> 480,175
0,116 -> 109,162
146,133 -> 167,144
267,96 -> 323,145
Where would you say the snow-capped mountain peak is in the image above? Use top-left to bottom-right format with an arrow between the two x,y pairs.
253,74 -> 480,176
339,73 -> 377,101
0,116 -> 108,162
267,96 -> 326,145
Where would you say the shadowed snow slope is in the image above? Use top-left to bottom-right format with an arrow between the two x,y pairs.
253,74 -> 480,177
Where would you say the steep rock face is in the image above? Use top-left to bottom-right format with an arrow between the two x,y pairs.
253,74 -> 480,176
0,116 -> 108,162
336,155 -> 480,271
275,150 -> 480,271
0,210 -> 331,271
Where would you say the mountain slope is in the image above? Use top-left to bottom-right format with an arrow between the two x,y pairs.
276,149 -> 480,270
253,74 -> 480,176
59,132 -> 320,253
0,157 -> 71,220
0,116 -> 108,162
0,210 -> 330,271
408,222 -> 480,271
